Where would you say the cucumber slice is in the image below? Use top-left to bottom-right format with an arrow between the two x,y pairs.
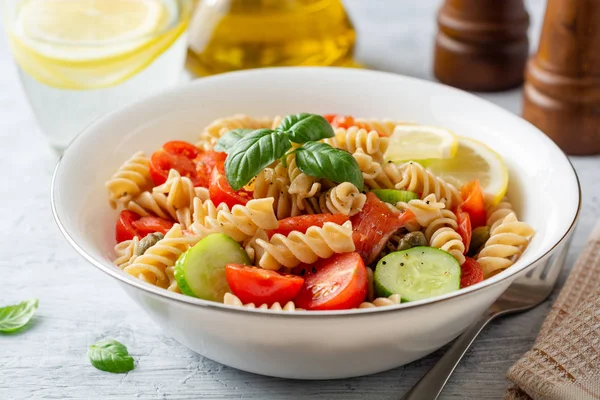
174,233 -> 251,302
374,246 -> 460,302
372,189 -> 419,204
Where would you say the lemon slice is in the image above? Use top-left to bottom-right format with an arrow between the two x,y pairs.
15,0 -> 168,61
426,137 -> 509,205
7,0 -> 191,89
384,125 -> 458,163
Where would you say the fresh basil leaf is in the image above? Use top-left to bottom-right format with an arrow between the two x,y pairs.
277,113 -> 334,143
225,129 -> 291,191
88,339 -> 135,373
0,299 -> 38,333
295,142 -> 364,190
214,129 -> 253,153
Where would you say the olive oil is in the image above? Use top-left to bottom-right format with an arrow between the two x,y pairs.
187,0 -> 355,75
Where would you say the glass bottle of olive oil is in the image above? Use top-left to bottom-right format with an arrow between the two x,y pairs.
187,0 -> 356,75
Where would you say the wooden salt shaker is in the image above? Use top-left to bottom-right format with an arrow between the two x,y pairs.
522,0 -> 600,155
433,0 -> 530,92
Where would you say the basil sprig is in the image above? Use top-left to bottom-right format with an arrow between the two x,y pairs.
214,128 -> 253,153
88,339 -> 135,373
294,142 -> 364,190
0,299 -> 38,333
217,113 -> 363,190
225,129 -> 292,191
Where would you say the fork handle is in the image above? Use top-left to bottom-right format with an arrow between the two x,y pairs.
401,311 -> 497,400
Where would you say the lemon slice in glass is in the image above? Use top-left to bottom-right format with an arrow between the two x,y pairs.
7,0 -> 190,89
15,0 -> 169,60
384,125 -> 458,163
426,137 -> 509,205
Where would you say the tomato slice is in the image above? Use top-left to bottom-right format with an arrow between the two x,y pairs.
460,257 -> 484,288
116,210 -> 142,243
293,253 -> 368,310
209,162 -> 252,208
459,180 -> 486,228
350,192 -> 417,264
149,141 -> 204,186
132,216 -> 175,236
225,264 -> 304,306
195,150 -> 227,188
324,114 -> 357,129
268,214 -> 349,238
456,210 -> 472,254
163,140 -> 200,160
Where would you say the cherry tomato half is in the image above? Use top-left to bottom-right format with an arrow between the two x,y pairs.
459,180 -> 486,228
460,257 -> 484,288
116,210 -> 141,243
456,210 -> 472,254
294,253 -> 368,311
149,141 -> 203,186
225,264 -> 304,306
324,114 -> 357,129
132,216 -> 175,236
209,162 -> 252,208
195,150 -> 227,188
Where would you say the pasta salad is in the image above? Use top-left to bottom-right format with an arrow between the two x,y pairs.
106,113 -> 534,311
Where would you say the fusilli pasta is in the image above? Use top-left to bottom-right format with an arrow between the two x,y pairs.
223,293 -> 299,311
477,213 -> 534,277
196,114 -> 274,149
123,224 -> 200,290
396,162 -> 462,209
106,151 -> 153,208
425,209 -> 465,265
256,221 -> 355,270
354,118 -> 413,136
397,194 -> 445,226
486,197 -> 515,232
253,162 -> 298,219
324,127 -> 389,162
153,169 -> 196,210
190,198 -> 279,242
359,294 -> 402,308
243,229 -> 268,264
316,182 -> 366,216
114,237 -> 140,269
353,149 -> 397,189
127,191 -> 194,229
287,154 -> 321,211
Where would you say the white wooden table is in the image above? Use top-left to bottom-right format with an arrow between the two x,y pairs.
1,1 -> 599,399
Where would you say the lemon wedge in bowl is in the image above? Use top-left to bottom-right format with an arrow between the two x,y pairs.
426,137 -> 509,205
384,125 -> 458,163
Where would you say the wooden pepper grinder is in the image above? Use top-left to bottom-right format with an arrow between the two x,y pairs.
522,0 -> 600,155
433,0 -> 530,92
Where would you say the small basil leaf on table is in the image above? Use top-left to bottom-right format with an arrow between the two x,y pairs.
0,299 -> 38,333
214,128 -> 254,153
88,339 -> 135,373
225,129 -> 292,191
295,141 -> 364,190
277,113 -> 334,143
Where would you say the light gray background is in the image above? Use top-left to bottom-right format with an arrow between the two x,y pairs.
1,0 -> 599,399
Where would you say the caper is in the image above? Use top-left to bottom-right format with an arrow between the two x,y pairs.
396,231 -> 427,251
467,226 -> 491,257
135,232 -> 165,256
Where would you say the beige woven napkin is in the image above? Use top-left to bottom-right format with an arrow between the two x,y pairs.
504,222 -> 600,400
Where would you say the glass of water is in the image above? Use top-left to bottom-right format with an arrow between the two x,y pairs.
3,0 -> 193,152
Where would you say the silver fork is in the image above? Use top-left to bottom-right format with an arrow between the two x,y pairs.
402,236 -> 572,400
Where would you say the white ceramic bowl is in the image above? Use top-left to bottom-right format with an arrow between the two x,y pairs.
52,67 -> 580,379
